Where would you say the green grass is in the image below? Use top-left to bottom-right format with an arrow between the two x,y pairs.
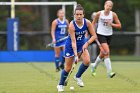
0,62 -> 140,93
111,55 -> 140,61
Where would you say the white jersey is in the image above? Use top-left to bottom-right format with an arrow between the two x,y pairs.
97,10 -> 113,36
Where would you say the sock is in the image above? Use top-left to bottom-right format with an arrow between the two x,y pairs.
59,70 -> 69,85
55,57 -> 60,69
104,58 -> 112,73
61,56 -> 65,65
76,63 -> 89,78
93,55 -> 102,68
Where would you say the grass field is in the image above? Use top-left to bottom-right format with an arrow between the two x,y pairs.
0,62 -> 140,93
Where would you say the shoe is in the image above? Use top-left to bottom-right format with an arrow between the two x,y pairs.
57,85 -> 64,92
108,72 -> 116,78
91,63 -> 96,77
74,76 -> 84,87
59,64 -> 64,69
56,68 -> 60,72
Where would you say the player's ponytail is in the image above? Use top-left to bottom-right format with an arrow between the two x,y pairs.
74,4 -> 85,14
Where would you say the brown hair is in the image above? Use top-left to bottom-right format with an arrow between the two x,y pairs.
57,9 -> 63,14
74,4 -> 85,14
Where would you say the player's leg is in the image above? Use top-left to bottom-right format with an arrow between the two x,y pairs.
74,49 -> 90,87
59,46 -> 65,69
57,57 -> 74,92
101,42 -> 115,78
91,48 -> 105,73
91,35 -> 105,76
54,47 -> 61,72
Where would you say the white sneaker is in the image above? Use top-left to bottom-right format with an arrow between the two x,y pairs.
57,85 -> 64,92
74,76 -> 84,87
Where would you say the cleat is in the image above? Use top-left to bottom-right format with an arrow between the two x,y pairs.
74,76 -> 84,87
56,68 -> 60,72
92,71 -> 96,77
108,72 -> 116,78
91,63 -> 96,77
59,64 -> 64,70
57,85 -> 64,92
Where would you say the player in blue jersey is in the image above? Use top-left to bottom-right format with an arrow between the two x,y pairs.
57,4 -> 97,92
51,9 -> 69,72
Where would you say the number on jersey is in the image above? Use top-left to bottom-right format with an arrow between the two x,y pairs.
60,28 -> 66,34
103,22 -> 108,26
77,35 -> 82,40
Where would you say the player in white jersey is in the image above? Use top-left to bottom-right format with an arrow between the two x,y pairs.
91,0 -> 121,78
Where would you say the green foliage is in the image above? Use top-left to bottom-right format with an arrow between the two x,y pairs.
54,0 -> 136,31
0,0 -> 138,31
129,0 -> 140,8
76,0 -> 99,19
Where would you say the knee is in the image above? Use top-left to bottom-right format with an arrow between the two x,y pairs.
65,66 -> 72,72
83,59 -> 90,66
55,54 -> 60,57
105,51 -> 110,56
101,51 -> 110,57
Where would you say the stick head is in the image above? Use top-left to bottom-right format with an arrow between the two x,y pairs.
64,81 -> 68,86
46,43 -> 55,48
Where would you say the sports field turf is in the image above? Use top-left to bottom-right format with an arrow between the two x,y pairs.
0,62 -> 139,93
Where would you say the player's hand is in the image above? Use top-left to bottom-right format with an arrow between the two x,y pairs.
107,20 -> 113,26
100,46 -> 107,55
74,56 -> 79,63
82,42 -> 88,52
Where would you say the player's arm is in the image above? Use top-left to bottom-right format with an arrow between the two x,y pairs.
92,11 -> 100,30
82,19 -> 97,51
85,32 -> 89,38
68,22 -> 78,57
51,20 -> 57,43
111,12 -> 121,29
66,19 -> 69,27
86,19 -> 97,45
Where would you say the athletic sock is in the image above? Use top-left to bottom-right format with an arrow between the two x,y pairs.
55,57 -> 60,69
61,56 -> 65,65
92,55 -> 102,68
104,58 -> 112,73
59,70 -> 69,85
76,63 -> 89,78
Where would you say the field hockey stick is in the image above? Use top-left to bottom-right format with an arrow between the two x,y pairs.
46,36 -> 68,48
64,52 -> 83,86
95,39 -> 107,55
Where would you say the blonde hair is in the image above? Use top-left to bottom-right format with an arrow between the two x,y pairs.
105,0 -> 113,6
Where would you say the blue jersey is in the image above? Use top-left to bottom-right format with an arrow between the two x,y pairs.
65,18 -> 88,57
55,19 -> 67,40
55,19 -> 67,47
